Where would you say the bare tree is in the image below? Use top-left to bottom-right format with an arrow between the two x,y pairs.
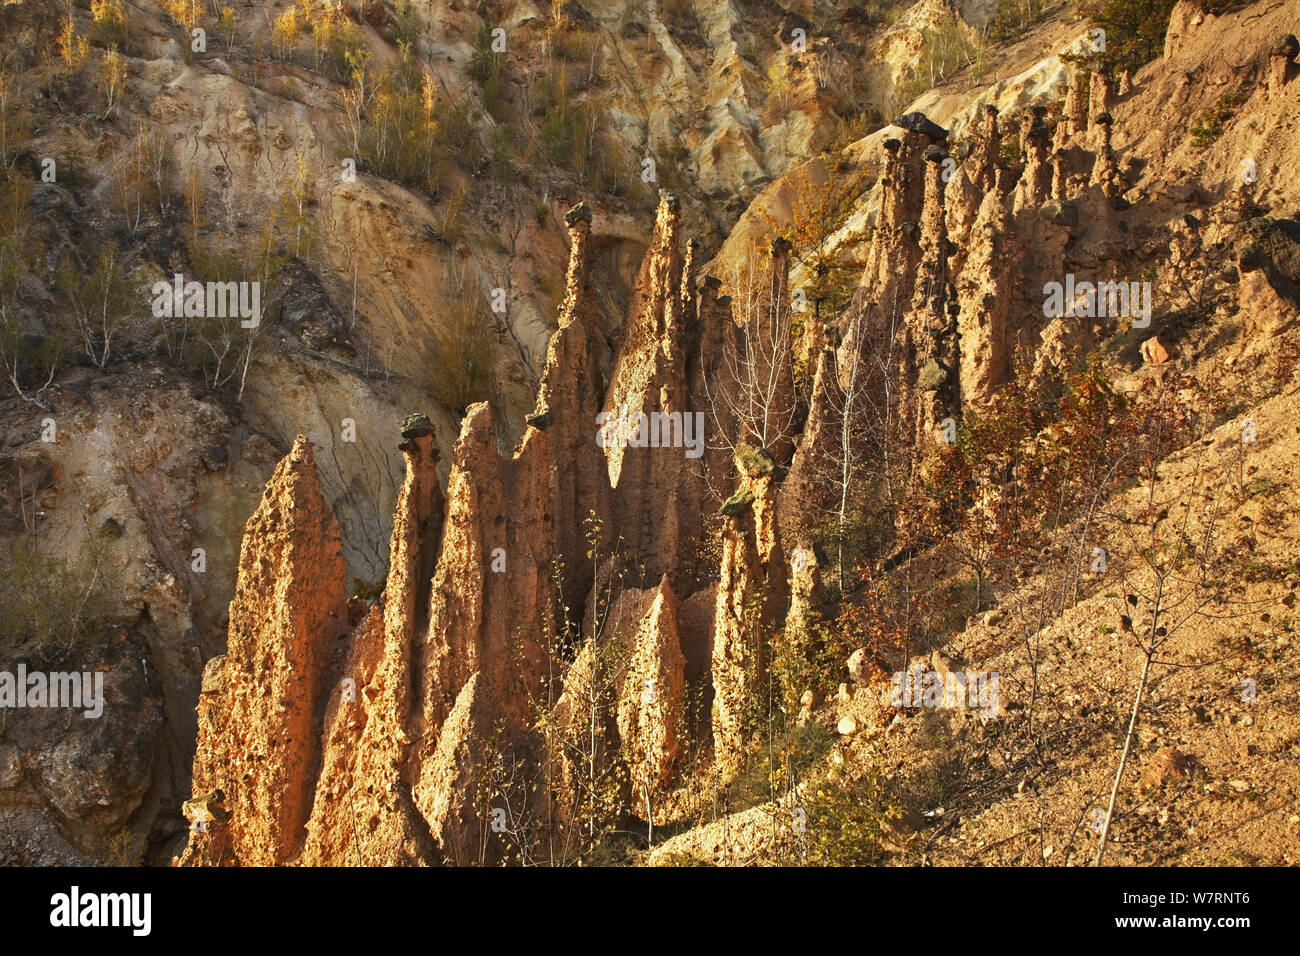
1092,440 -> 1251,865
784,285 -> 908,591
0,177 -> 59,408
711,242 -> 799,462
0,65 -> 31,181
57,245 -> 135,369
0,315 -> 60,409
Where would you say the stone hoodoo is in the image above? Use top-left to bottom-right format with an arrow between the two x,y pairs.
712,495 -> 768,766
780,116 -> 941,536
1090,112 -> 1122,199
416,402 -> 555,740
1014,119 -> 1052,214
688,272 -> 742,507
178,192 -> 752,865
386,415 -> 444,707
604,192 -> 687,492
602,192 -> 711,595
956,178 -> 1015,408
418,672 -> 503,866
1269,34 -> 1298,96
858,120 -> 938,313
617,576 -> 688,796
1061,76 -> 1085,143
533,202 -> 612,617
300,416 -> 443,865
904,145 -> 957,446
1051,148 -> 1068,201
1018,104 -> 1046,156
784,538 -> 822,645
975,104 -> 1001,193
181,437 -> 349,866
712,442 -> 787,767
947,106 -> 1001,269
1089,70 -> 1113,142
418,200 -> 612,741
173,20 -> 1267,864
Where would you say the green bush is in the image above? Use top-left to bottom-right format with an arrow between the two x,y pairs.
1075,0 -> 1180,77
0,539 -> 116,659
312,12 -> 366,84
430,291 -> 494,415
1189,88 -> 1248,148
828,109 -> 884,152
985,0 -> 1045,44
0,175 -> 68,403
55,244 -> 137,369
804,752 -> 899,865
894,19 -> 982,107
469,16 -> 500,84
850,0 -> 908,28
546,9 -> 593,65
999,131 -> 1022,167
653,142 -> 690,196
469,15 -> 510,120
535,66 -> 630,194
488,126 -> 517,179
772,619 -> 847,715
355,49 -> 478,196
725,719 -> 834,813
391,0 -> 421,49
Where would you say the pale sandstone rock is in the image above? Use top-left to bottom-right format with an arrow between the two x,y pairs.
1268,35 -> 1298,97
300,420 -> 445,866
785,539 -> 822,647
602,193 -> 713,594
847,648 -> 872,685
711,509 -> 768,767
181,436 -> 348,867
617,577 -> 688,794
1141,336 -> 1171,365
416,673 -> 511,866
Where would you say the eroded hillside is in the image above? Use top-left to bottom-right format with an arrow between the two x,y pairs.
1,0 -> 1298,866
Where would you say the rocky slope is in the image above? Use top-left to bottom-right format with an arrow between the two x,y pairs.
180,0 -> 1300,865
0,0 -> 898,862
2,0 -> 1299,865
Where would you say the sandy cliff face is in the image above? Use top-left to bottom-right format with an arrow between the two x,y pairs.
174,190 -> 760,864
7,0 -> 1300,866
181,0 -> 1300,861
0,0 -> 948,861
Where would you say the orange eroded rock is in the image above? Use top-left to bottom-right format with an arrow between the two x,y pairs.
181,436 -> 348,866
